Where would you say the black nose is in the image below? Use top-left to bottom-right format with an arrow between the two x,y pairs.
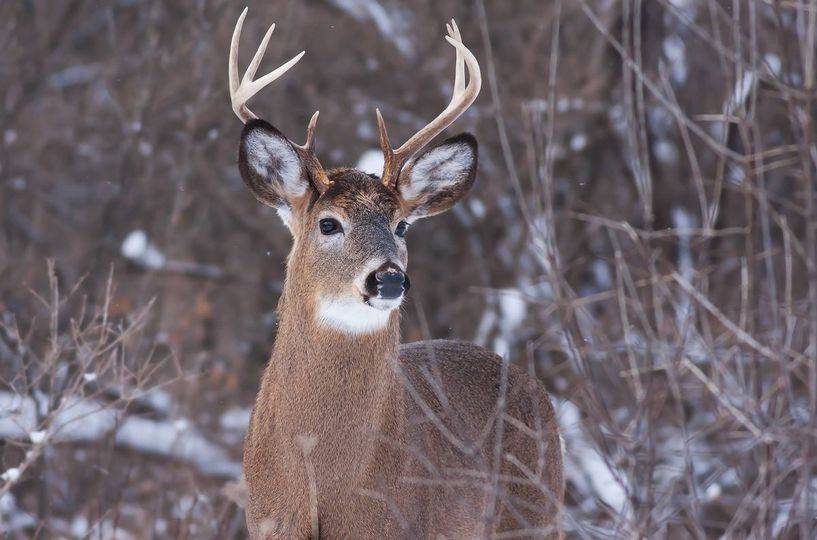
365,264 -> 410,300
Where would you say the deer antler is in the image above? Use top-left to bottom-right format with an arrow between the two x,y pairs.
229,7 -> 304,123
229,8 -> 331,191
376,19 -> 481,190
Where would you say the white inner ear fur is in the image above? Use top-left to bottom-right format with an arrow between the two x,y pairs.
400,142 -> 474,201
275,206 -> 294,230
245,129 -> 306,199
316,296 -> 394,334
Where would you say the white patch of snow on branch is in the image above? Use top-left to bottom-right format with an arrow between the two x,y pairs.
662,35 -> 687,85
121,230 -> 166,270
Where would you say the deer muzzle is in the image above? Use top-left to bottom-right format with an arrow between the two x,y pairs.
364,263 -> 410,302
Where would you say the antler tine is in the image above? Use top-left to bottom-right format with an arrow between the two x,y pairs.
228,8 -> 248,105
292,110 -> 333,192
229,7 -> 305,123
379,20 -> 481,189
295,110 -> 321,152
375,108 -> 397,186
447,19 -> 465,99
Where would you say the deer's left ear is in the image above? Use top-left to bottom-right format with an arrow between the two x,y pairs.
397,133 -> 477,219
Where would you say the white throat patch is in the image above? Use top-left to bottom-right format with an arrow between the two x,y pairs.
315,296 -> 395,335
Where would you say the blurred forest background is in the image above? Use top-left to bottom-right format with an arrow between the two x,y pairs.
2,0 -> 817,537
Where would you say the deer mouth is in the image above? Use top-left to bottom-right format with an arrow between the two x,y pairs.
362,293 -> 403,311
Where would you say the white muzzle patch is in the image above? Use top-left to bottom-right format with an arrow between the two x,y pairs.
315,296 -> 398,335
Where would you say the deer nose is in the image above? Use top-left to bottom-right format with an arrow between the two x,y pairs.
365,263 -> 410,300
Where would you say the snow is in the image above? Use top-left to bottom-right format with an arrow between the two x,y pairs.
654,140 -> 679,164
772,499 -> 796,537
468,198 -> 486,219
46,64 -> 99,88
356,149 -> 385,176
220,407 -> 252,433
52,397 -> 118,441
590,259 -> 612,290
671,206 -> 695,327
0,492 -> 36,532
136,387 -> 173,414
667,0 -> 697,19
569,133 -> 588,152
0,392 -> 37,439
9,177 -> 26,191
608,104 -> 627,136
326,0 -> 414,57
137,141 -> 153,157
557,399 -> 628,512
705,482 -> 722,500
0,391 -> 240,478
28,430 -> 47,444
115,416 -> 241,478
728,164 -> 746,185
498,290 -> 527,335
671,206 -> 694,280
121,230 -> 166,269
764,53 -> 782,77
1,468 -> 20,482
0,493 -> 16,512
492,289 -> 527,359
648,106 -> 673,137
662,35 -> 688,84
728,71 -> 756,113
70,516 -> 89,537
474,309 -> 497,347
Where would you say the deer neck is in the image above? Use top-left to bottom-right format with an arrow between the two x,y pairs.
266,279 -> 402,443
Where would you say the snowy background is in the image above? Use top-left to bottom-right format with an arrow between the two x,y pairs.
2,0 -> 817,537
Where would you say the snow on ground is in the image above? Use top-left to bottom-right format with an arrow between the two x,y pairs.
115,416 -> 240,477
0,391 -> 240,479
492,289 -> 528,359
557,399 -> 628,514
219,406 -> 253,445
0,492 -> 36,533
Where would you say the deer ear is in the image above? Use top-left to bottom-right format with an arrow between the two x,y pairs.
397,133 -> 477,219
238,119 -> 311,227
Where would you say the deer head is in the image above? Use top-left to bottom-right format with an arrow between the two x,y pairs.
229,8 -> 481,334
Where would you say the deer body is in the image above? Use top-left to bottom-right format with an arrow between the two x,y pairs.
228,10 -> 564,538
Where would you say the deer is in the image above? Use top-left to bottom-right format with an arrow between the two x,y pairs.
228,8 -> 564,539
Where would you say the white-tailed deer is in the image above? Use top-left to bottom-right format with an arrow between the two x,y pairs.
229,8 -> 564,538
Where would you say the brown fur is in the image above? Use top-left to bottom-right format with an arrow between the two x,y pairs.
238,124 -> 564,538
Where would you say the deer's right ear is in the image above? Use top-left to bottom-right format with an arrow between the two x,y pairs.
238,119 -> 311,227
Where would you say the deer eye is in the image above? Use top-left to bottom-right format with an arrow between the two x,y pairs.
395,221 -> 409,238
319,218 -> 342,235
